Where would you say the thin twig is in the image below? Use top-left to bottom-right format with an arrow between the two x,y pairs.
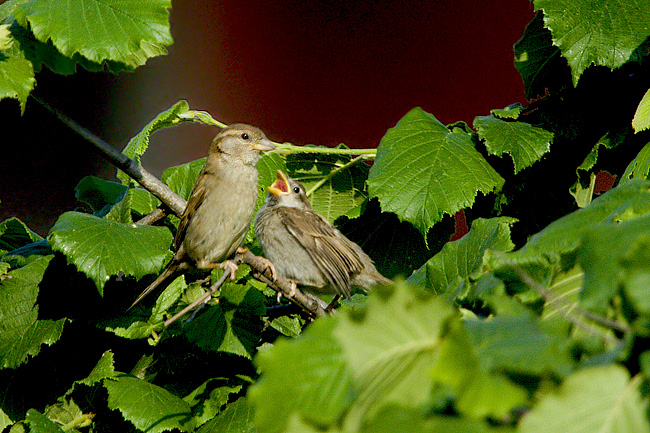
164,271 -> 230,327
513,266 -> 629,343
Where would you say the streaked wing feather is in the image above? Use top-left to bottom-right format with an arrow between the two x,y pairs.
175,172 -> 209,249
278,207 -> 363,297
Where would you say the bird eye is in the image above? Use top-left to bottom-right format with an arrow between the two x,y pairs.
241,133 -> 249,140
293,186 -> 300,194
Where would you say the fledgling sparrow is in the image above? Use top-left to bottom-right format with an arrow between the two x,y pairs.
129,124 -> 276,309
254,170 -> 391,301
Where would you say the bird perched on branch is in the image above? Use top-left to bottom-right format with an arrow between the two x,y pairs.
129,124 -> 276,309
254,170 -> 391,304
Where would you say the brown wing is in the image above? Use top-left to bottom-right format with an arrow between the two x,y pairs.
174,170 -> 210,250
277,207 -> 364,297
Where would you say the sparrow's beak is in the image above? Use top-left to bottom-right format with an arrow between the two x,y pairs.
254,138 -> 277,152
268,170 -> 290,196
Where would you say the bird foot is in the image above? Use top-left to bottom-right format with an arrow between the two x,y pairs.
258,256 -> 278,281
219,260 -> 239,280
289,281 -> 298,297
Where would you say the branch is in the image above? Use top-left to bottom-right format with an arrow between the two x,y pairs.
38,97 -> 328,319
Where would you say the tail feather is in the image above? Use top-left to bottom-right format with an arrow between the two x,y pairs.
128,262 -> 179,311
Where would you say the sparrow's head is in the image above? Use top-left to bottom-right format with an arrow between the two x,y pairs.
211,123 -> 276,165
266,170 -> 311,209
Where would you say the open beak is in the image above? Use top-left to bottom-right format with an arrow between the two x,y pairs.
254,138 -> 277,152
268,170 -> 290,196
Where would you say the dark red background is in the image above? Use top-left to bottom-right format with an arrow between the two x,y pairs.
0,1 -> 535,235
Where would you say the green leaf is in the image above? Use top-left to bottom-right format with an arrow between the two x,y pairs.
0,24 -> 34,114
501,180 -> 650,267
0,256 -> 65,369
464,315 -> 574,377
183,284 -> 265,358
535,0 -> 650,85
633,88 -> 650,133
519,365 -> 650,433
621,140 -> 650,183
13,0 -> 172,68
368,107 -> 504,238
47,212 -> 173,294
0,407 -> 11,431
491,104 -> 523,120
333,282 -> 455,430
24,409 -> 64,433
0,217 -> 42,253
579,212 -> 650,315
104,375 -> 194,433
119,100 -> 200,184
249,318 -> 354,433
75,350 -> 117,387
286,147 -> 369,221
161,157 -> 206,201
474,115 -> 553,174
514,12 -> 572,100
361,405 -> 496,433
197,397 -> 255,433
431,319 -> 528,419
184,378 -> 244,427
43,398 -> 90,432
75,176 -> 128,214
409,217 -> 517,294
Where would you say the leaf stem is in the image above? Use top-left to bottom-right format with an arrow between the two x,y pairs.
273,143 -> 378,157
306,155 -> 366,197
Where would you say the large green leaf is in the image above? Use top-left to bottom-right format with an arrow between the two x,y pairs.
464,315 -> 574,377
409,217 -> 516,294
0,24 -> 34,114
368,107 -> 504,238
249,318 -> 354,433
0,256 -> 65,369
334,282 -> 455,430
579,212 -> 650,315
183,283 -> 265,359
104,376 -> 194,433
514,12 -> 572,100
519,365 -> 650,433
286,146 -> 370,221
13,0 -> 172,68
474,115 -> 553,174
431,319 -> 528,419
47,212 -> 173,294
535,0 -> 650,85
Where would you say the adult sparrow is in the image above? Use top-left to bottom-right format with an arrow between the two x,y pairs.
129,124 -> 276,309
254,170 -> 391,301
